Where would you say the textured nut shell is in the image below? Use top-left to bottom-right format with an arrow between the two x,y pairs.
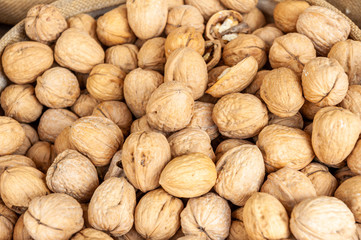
243,69 -> 269,96
204,40 -> 222,71
215,144 -> 265,206
274,0 -> 310,33
340,85 -> 361,119
347,140 -> 361,175
212,93 -> 268,139
104,150 -> 125,180
13,214 -> 32,240
116,227 -> 144,240
135,189 -> 183,240
257,124 -> 314,172
335,166 -> 358,185
243,192 -> 290,240
335,176 -> 361,222
290,196 -> 356,240
0,117 -> 25,155
229,208 -> 248,240
185,0 -> 225,20
70,116 -> 124,167
130,115 -> 165,135
208,66 -> 229,87
159,153 -> 216,198
181,192 -> 231,239
67,13 -> 97,40
54,126 -> 76,156
71,91 -> 99,117
24,193 -> 84,240
122,131 -> 171,192
35,67 -> 80,108
167,0 -> 184,9
168,128 -> 215,161
1,84 -> 43,123
26,141 -> 55,173
88,177 -> 136,236
0,201 -> 18,240
215,139 -> 253,161
220,0 -> 257,13
164,47 -> 207,100
268,112 -> 304,129
166,5 -> 204,35
138,37 -> 166,72
105,44 -> 138,73
126,0 -> 167,40
1,166 -> 50,214
54,28 -> 104,73
2,41 -> 53,84
253,25 -> 283,51
71,228 -> 113,240
46,149 -> 99,202
0,155 -> 36,178
312,107 -> 361,166
146,81 -> 194,132
300,100 -> 322,120
297,6 -> 350,55
242,7 -> 266,32
96,5 -> 135,46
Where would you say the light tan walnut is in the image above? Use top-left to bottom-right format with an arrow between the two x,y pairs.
105,44 -> 138,73
0,117 -> 25,155
242,7 -> 266,32
67,13 -> 97,40
220,0 -> 257,13
215,139 -> 253,161
13,124 -> 39,155
166,5 -> 204,35
253,25 -> 283,51
185,0 -> 225,20
13,214 -> 32,240
71,90 -> 99,118
268,112 -> 304,129
71,228 -> 113,240
138,37 -> 166,72
339,85 -> 361,119
26,141 -> 55,173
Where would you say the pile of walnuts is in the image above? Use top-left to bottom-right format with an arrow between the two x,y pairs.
1,0 -> 361,239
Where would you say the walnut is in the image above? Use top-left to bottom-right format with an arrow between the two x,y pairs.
208,65 -> 229,87
220,0 -> 257,13
54,28 -> 104,73
88,177 -> 136,236
130,115 -> 165,135
274,0 -> 309,33
159,153 -> 216,198
26,141 -> 55,173
104,150 -> 125,181
71,228 -> 113,240
242,7 -> 266,32
166,5 -> 205,35
24,193 -> 83,240
67,13 -> 97,40
215,139 -> 253,161
203,40 -> 222,71
290,196 -> 356,239
229,208 -> 248,240
212,93 -> 268,139
13,124 -> 39,155
13,214 -> 32,240
0,155 -> 36,177
185,0 -> 225,20
35,67 -> 80,108
347,140 -> 361,175
167,0 -> 184,9
122,131 -> 171,192
0,201 -> 17,240
135,189 -> 183,240
304,122 -> 313,136
339,85 -> 361,119
312,107 -> 361,167
252,25 -> 283,51
146,81 -> 194,132
1,84 -> 43,123
54,126 -> 75,156
243,69 -> 269,97
215,144 -> 265,206
0,117 -> 25,155
296,6 -> 350,55
86,63 -> 126,101
105,44 -> 138,73
70,116 -> 124,167
299,100 -> 322,120
71,90 -> 99,117
115,227 -> 144,240
181,192 -> 231,239
137,37 -> 166,72
2,41 -> 53,84
268,112 -> 304,129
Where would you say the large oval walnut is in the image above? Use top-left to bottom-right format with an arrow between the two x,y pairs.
137,37 -> 166,72
0,117 -> 25,155
166,5 -> 204,35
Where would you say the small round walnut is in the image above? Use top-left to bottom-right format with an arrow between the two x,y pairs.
257,124 -> 314,172
312,107 -> 361,167
1,84 -> 43,123
168,128 -> 215,161
71,91 -> 99,117
220,0 -> 257,13
146,81 -> 194,132
38,109 -> 78,143
215,139 -> 253,161
300,100 -> 322,120
71,228 -> 113,240
166,5 -> 204,35
296,6 -> 351,55
35,67 -> 80,108
181,192 -> 231,239
274,0 -> 309,33
24,193 -> 84,240
46,149 -> 99,202
261,67 -> 304,117
54,28 -> 104,73
1,166 -> 50,214
70,116 -> 124,167
13,124 -> 39,155
347,140 -> 361,175
13,214 -> 32,240
215,144 -> 265,206
88,177 -> 136,236
54,126 -> 75,156
185,0 -> 225,20
243,192 -> 290,240
212,93 -> 268,139
96,5 -> 135,46
229,208 -> 248,240
243,69 -> 269,96
253,25 -> 283,51
302,163 -> 338,196
67,13 -> 97,40
138,37 -> 166,72
159,153 -> 216,198
290,196 -> 356,240
105,44 -> 138,73
242,7 -> 266,32
86,63 -> 126,101
124,68 -> 163,118
0,201 -> 17,240
130,115 -> 165,135
2,41 -> 53,84
0,117 -> 25,155
340,85 -> 361,119
268,112 -> 304,129
122,131 -> 171,192
135,189 -> 184,240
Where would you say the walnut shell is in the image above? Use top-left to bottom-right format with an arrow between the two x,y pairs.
96,5 -> 135,46
159,153 -> 216,198
252,25 -> 283,51
24,193 -> 83,240
243,69 -> 269,97
347,140 -> 361,175
130,115 -> 165,135
35,67 -> 80,108
105,44 -> 138,73
220,0 -> 257,13
181,192 -> 231,239
14,124 -> 39,155
54,28 -> 104,73
137,37 -> 166,72
67,13 -> 97,40
296,6 -> 350,55
335,166 -> 358,185
122,131 -> 171,192
54,126 -> 75,157
115,227 -> 144,240
70,116 -> 124,167
0,117 -> 26,155
185,0 -> 225,20
207,65 -> 229,87
71,228 -> 113,240
26,141 -> 55,173
135,189 -> 183,240
257,124 -> 314,172
215,139 -> 253,161
1,84 -> 43,123
0,156 -> 35,180
299,100 -> 322,120
13,214 -> 32,240
1,166 -> 50,214
146,81 -> 194,132
2,41 -> 53,84
290,196 -> 356,240
203,40 -> 222,71
126,0 -> 167,40
339,85 -> 361,119
167,0 -> 184,9
212,93 -> 268,139
243,192 -> 290,240
166,5 -> 205,35
312,106 -> 361,167
229,208 -> 248,240
215,144 -> 265,206
0,201 -> 18,240
25,4 -> 67,43
268,112 -> 304,129
71,91 -> 99,117
104,150 -> 125,181
88,177 -> 136,236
